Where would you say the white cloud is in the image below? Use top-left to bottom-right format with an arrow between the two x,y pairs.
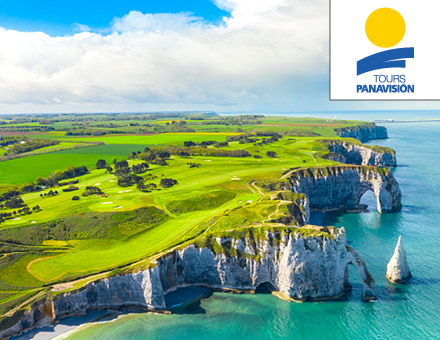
73,23 -> 91,32
0,0 -> 433,114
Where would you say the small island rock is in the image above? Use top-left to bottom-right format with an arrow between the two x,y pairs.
387,236 -> 412,283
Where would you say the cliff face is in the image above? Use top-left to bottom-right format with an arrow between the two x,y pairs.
324,140 -> 396,167
288,167 -> 402,213
0,227 -> 376,339
335,124 -> 388,142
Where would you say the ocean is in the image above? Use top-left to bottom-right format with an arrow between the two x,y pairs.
58,112 -> 440,340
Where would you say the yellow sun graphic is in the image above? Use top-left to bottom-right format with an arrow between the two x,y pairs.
365,8 -> 406,48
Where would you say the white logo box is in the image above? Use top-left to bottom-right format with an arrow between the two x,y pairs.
330,0 -> 440,100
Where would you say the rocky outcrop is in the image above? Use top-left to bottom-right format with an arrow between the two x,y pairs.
335,124 -> 388,142
322,140 -> 396,167
387,236 -> 412,283
0,227 -> 376,339
287,166 -> 402,213
275,192 -> 310,225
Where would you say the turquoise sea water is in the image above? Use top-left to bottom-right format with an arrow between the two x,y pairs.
63,114 -> 440,340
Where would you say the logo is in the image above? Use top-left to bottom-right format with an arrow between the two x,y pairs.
357,8 -> 414,76
329,0 -> 439,101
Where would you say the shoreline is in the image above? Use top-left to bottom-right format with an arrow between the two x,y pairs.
8,286 -> 213,340
8,310 -> 116,340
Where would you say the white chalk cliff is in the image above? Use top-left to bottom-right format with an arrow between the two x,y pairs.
335,124 -> 388,143
287,166 -> 402,213
0,227 -> 376,339
323,140 -> 396,167
387,236 -> 412,284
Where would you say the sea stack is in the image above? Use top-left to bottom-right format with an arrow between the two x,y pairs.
387,236 -> 412,283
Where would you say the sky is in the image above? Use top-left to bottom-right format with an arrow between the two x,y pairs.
0,0 -> 438,114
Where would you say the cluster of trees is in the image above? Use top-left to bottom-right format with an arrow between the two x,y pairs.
136,182 -> 157,191
164,120 -> 187,126
0,137 -> 21,147
147,145 -> 251,158
62,186 -> 79,192
4,139 -> 59,156
0,205 -> 40,222
1,197 -> 24,209
39,190 -> 59,197
266,151 -> 278,158
0,184 -> 38,203
0,126 -> 55,133
160,178 -> 178,188
188,162 -> 201,168
65,129 -> 126,136
96,159 -> 107,169
193,117 -> 263,126
0,165 -> 88,210
256,136 -> 281,146
132,163 -> 149,173
184,141 -> 229,148
36,166 -> 88,188
111,159 -> 151,188
127,148 -> 170,165
82,186 -> 104,197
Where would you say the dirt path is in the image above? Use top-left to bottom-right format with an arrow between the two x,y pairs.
2,290 -> 46,317
267,200 -> 291,221
251,182 -> 265,202
280,170 -> 296,180
162,204 -> 177,218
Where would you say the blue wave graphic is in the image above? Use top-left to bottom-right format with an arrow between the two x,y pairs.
357,48 -> 414,76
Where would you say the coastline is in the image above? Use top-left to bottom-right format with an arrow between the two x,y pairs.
8,310 -> 115,340
8,286 -> 213,340
0,123 -> 397,339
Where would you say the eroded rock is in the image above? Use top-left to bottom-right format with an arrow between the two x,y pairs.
387,236 -> 412,284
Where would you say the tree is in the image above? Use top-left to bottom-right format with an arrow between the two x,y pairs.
106,166 -> 113,174
115,167 -> 131,178
160,178 -> 178,189
146,183 -> 157,191
153,158 -> 168,166
131,175 -> 143,184
114,160 -> 129,170
144,152 -> 156,162
96,159 -> 107,169
266,151 -> 278,158
137,182 -> 146,191
184,141 -> 197,147
128,152 -> 138,160
111,157 -> 117,164
158,151 -> 170,159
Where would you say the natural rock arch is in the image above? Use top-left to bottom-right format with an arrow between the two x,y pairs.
288,166 -> 402,213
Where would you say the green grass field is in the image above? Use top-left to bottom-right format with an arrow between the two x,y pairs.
0,135 -> 343,286
0,115 -> 384,317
